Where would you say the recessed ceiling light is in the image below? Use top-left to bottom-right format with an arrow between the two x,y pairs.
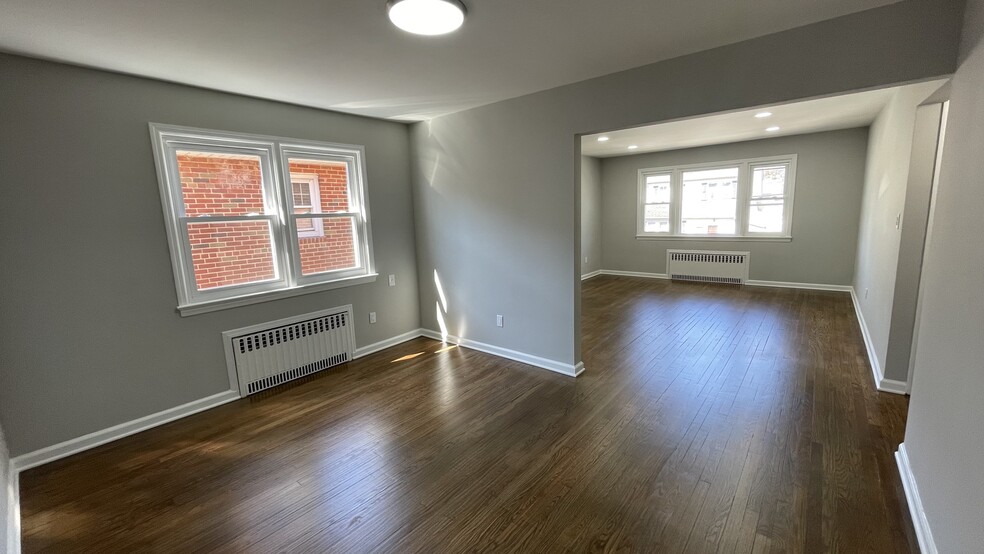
766,126 -> 781,132
387,0 -> 466,36
627,145 -> 639,150
755,111 -> 773,118
597,136 -> 610,142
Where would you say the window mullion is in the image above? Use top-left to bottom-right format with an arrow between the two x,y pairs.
269,145 -> 299,288
737,162 -> 752,237
672,170 -> 682,235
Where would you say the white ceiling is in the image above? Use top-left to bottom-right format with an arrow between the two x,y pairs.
580,81 -> 946,158
0,0 -> 900,121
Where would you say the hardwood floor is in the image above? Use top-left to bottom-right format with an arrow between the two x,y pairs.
19,276 -> 917,553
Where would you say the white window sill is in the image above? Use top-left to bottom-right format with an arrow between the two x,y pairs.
636,235 -> 792,243
178,273 -> 378,316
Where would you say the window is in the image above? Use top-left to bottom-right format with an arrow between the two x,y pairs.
636,155 -> 796,240
680,167 -> 739,235
290,174 -> 323,238
151,124 -> 376,315
641,173 -> 672,233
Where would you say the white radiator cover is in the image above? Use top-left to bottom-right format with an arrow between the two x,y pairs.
667,249 -> 750,285
223,305 -> 356,396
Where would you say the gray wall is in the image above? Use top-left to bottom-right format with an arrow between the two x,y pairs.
0,54 -> 421,457
599,129 -> 868,284
885,102 -> 946,383
853,84 -> 939,380
410,0 -> 963,368
580,156 -> 602,276
904,0 -> 984,550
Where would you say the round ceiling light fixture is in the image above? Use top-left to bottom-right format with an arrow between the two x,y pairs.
387,0 -> 466,36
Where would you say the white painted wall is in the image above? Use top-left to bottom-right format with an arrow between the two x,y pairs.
580,156 -> 602,277
852,82 -> 940,381
903,0 -> 984,550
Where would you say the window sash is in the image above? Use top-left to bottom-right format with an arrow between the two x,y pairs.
151,124 -> 376,311
636,155 -> 796,239
279,147 -> 372,286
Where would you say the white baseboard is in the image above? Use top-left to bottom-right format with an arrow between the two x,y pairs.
581,270 -> 602,281
896,443 -> 937,554
420,329 -> 583,377
3,463 -> 20,554
354,328 -> 425,359
11,389 -> 240,473
745,280 -> 853,292
572,361 -> 586,376
599,270 -> 669,280
7,459 -> 19,554
850,288 -> 908,395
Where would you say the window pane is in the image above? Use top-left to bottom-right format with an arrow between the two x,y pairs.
644,204 -> 670,233
186,220 -> 277,290
748,200 -> 785,233
296,216 -> 359,275
752,165 -> 787,197
645,174 -> 671,203
292,182 -> 312,207
177,151 -> 266,216
288,159 -> 350,212
680,167 -> 738,235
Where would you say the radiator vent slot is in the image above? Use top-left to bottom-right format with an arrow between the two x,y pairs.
667,249 -> 750,285
223,306 -> 356,397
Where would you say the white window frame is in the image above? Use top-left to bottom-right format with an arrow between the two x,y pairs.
290,173 -> 324,238
636,154 -> 797,242
150,123 -> 376,316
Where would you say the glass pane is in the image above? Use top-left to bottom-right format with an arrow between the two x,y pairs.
752,164 -> 787,197
292,182 -> 312,207
296,216 -> 360,275
288,159 -> 351,213
186,220 -> 277,290
645,174 -> 671,203
748,200 -> 785,233
177,151 -> 266,216
681,167 -> 738,235
644,204 -> 670,233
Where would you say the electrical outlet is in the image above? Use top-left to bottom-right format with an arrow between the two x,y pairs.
584,256 -> 588,264
896,213 -> 902,229
369,311 -> 377,324
864,288 -> 869,299
388,274 -> 396,286
496,315 -> 504,327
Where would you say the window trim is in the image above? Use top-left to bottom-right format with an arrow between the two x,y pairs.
150,123 -> 377,316
636,154 -> 797,241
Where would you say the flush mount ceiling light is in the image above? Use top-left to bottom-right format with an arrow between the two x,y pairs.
597,136 -> 610,142
755,111 -> 773,118
627,145 -> 639,150
766,126 -> 781,132
387,0 -> 466,36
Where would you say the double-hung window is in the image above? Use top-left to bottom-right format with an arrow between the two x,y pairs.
150,124 -> 375,315
637,155 -> 796,240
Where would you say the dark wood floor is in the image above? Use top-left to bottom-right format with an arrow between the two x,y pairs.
20,276 -> 917,553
